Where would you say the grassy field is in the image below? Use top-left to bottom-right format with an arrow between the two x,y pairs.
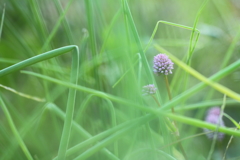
1,0 -> 240,160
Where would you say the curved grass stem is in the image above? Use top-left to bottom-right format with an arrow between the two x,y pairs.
0,3 -> 5,40
75,94 -> 118,157
0,45 -> 80,160
56,47 -> 79,160
0,95 -> 33,160
20,69 -> 240,138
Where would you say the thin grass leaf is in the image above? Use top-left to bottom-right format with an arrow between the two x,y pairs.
74,94 -> 118,156
0,84 -> 45,102
21,56 -> 240,122
1,107 -> 43,160
122,0 -> 156,86
41,0 -> 75,52
176,99 -> 239,111
53,0 -> 74,44
0,45 -> 80,160
164,112 -> 240,137
207,94 -> 226,160
123,148 -> 177,160
144,20 -> 200,53
223,113 -> 240,129
73,115 -> 154,160
0,3 -> 5,40
48,103 -> 153,160
18,72 -> 240,150
21,70 -> 157,115
28,0 -> 49,48
99,8 -> 122,55
187,0 -> 210,65
222,122 -> 240,160
155,45 -> 240,101
0,95 -> 33,160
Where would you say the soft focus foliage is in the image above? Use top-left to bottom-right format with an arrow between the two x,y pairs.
1,0 -> 240,160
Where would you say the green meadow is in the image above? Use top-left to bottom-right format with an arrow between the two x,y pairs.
0,0 -> 240,160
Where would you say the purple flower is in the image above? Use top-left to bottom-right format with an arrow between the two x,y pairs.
207,107 -> 221,116
142,84 -> 157,96
203,107 -> 225,141
153,54 -> 174,75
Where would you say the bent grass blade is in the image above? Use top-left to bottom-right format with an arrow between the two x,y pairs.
155,45 -> 240,101
0,45 -> 79,160
21,71 -> 240,136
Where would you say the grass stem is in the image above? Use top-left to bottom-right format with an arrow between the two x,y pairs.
0,94 -> 33,160
164,75 -> 188,160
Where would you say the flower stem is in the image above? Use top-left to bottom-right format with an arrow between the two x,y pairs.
164,75 -> 188,160
151,95 -> 161,107
164,75 -> 174,113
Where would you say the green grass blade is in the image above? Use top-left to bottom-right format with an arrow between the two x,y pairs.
122,0 -> 154,84
99,8 -> 122,54
47,103 -> 120,160
28,0 -> 49,49
41,0 -> 75,52
53,0 -> 74,44
0,45 -> 80,160
223,113 -> 240,129
21,60 -> 240,118
187,0 -> 210,65
0,3 -> 5,40
21,70 -> 157,114
85,0 -> 97,56
176,99 -> 239,111
144,20 -> 200,53
122,0 -> 164,107
0,45 -> 75,77
205,26 -> 240,99
207,95 -> 226,160
56,47 -> 79,159
1,107 -> 43,160
0,95 -> 33,160
157,54 -> 240,112
164,112 -> 240,137
73,115 -> 154,160
75,94 -> 118,156
124,148 -> 177,160
155,45 -> 240,101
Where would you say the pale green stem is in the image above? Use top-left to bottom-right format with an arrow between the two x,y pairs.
0,45 -> 80,160
0,3 -> 5,40
75,94 -> 118,157
207,95 -> 226,160
0,95 -> 33,160
57,47 -> 79,160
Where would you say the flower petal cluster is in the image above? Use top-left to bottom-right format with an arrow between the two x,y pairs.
203,107 -> 225,141
153,54 -> 174,75
142,84 -> 157,96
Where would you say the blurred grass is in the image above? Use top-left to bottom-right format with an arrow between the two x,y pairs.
1,0 -> 240,160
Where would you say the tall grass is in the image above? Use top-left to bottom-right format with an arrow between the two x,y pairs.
1,0 -> 240,160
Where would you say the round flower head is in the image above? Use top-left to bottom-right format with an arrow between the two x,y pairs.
142,84 -> 157,96
207,107 -> 221,116
203,107 -> 225,141
153,54 -> 174,75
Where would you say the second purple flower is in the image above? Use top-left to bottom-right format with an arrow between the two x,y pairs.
203,107 -> 225,141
